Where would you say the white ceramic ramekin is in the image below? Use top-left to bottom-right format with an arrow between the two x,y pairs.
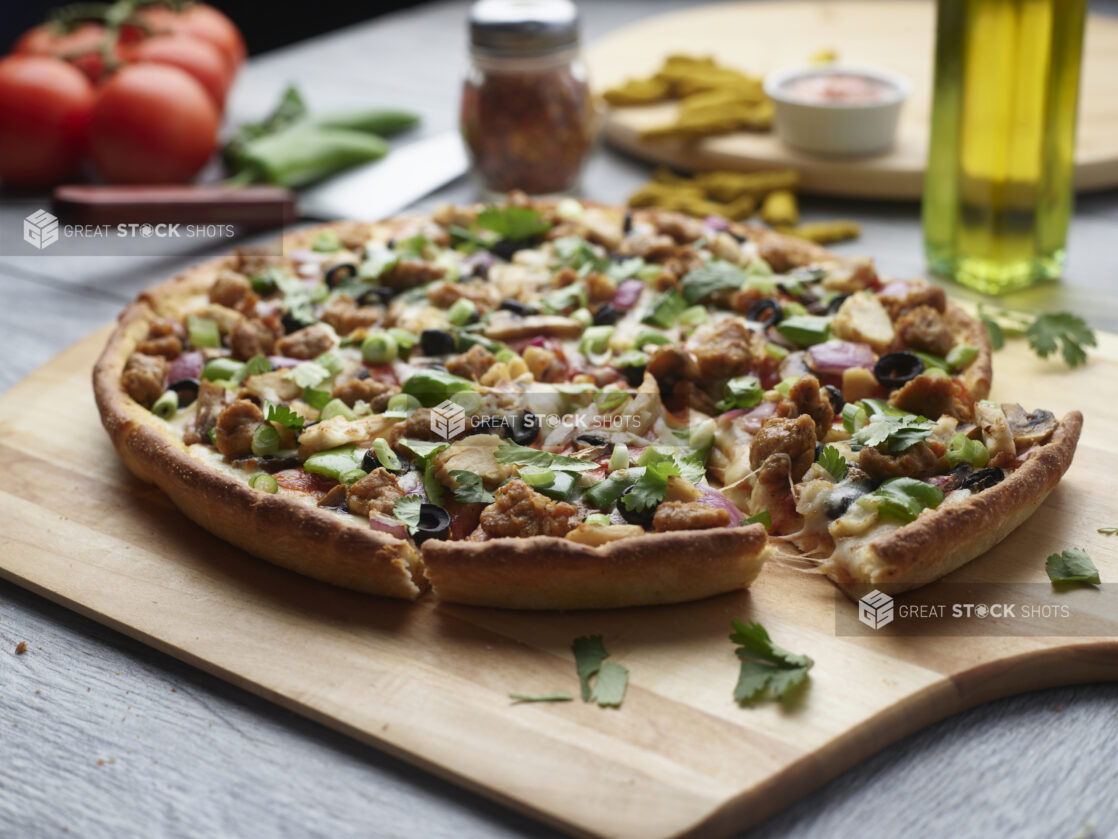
763,65 -> 910,157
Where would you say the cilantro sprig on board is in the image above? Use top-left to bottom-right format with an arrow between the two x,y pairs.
1045,548 -> 1101,586
730,620 -> 813,705
979,305 -> 1096,368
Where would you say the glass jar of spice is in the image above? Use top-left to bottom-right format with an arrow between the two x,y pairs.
461,0 -> 596,198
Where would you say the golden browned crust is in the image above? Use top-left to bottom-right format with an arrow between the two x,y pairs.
829,411 -> 1083,599
93,223 -> 427,600
422,525 -> 770,609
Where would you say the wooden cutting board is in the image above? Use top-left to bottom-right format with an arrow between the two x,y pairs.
585,1 -> 1118,199
0,325 -> 1116,838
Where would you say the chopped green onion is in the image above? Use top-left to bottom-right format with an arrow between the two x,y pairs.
248,472 -> 278,493
384,393 -> 420,417
946,432 -> 990,469
632,328 -> 671,348
947,344 -> 979,370
362,331 -> 398,363
312,229 -> 341,252
187,315 -> 221,349
372,438 -> 401,471
782,301 -> 808,318
765,342 -> 789,361
597,389 -> 629,411
677,305 -> 709,326
251,423 -> 280,456
614,349 -> 648,370
314,350 -> 344,376
447,297 -> 477,325
519,466 -> 555,487
387,327 -> 418,352
608,443 -> 629,472
585,513 -> 611,527
339,468 -> 367,485
842,402 -> 868,432
579,325 -> 614,361
774,376 -> 800,397
151,390 -> 179,420
570,307 -> 593,327
495,348 -> 517,364
320,398 -> 355,421
201,357 -> 245,383
449,388 -> 482,414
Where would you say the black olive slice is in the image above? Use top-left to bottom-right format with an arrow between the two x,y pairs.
414,503 -> 451,544
167,377 -> 200,408
617,487 -> 657,528
622,210 -> 633,234
357,286 -> 395,307
325,263 -> 358,288
746,298 -> 782,326
256,455 -> 300,474
508,411 -> 539,446
822,384 -> 844,414
499,299 -> 537,317
361,447 -> 410,475
826,293 -> 850,315
959,467 -> 1005,493
355,367 -> 371,380
575,433 -> 608,448
874,351 -> 925,389
420,329 -> 457,356
592,303 -> 621,326
620,363 -> 646,387
823,481 -> 875,519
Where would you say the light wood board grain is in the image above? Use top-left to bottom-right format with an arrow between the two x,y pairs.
585,0 -> 1118,199
0,325 -> 1115,839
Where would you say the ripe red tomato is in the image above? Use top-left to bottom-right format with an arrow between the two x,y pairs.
125,35 -> 231,108
89,64 -> 218,184
136,4 -> 246,73
13,22 -> 120,83
0,56 -> 94,187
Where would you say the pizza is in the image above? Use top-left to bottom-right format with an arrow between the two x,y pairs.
93,196 -> 1082,609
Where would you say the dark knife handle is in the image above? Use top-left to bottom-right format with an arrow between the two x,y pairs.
52,184 -> 297,229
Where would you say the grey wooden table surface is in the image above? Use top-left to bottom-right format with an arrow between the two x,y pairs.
2,2 -> 1117,837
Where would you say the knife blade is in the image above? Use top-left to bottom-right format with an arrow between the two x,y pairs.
298,130 -> 469,220
51,131 -> 470,228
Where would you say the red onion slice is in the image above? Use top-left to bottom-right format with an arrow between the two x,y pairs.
369,514 -> 408,539
807,340 -> 875,373
268,355 -> 304,369
697,485 -> 747,526
167,351 -> 203,382
611,279 -> 644,311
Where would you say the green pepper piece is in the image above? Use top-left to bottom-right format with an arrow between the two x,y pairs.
303,444 -> 363,481
775,315 -> 832,348
583,469 -> 642,510
535,470 -> 579,502
201,357 -> 246,383
872,477 -> 944,523
910,350 -> 949,372
401,368 -> 474,407
946,432 -> 990,468
187,315 -> 221,349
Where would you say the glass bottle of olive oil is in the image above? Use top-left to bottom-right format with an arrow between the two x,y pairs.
923,0 -> 1087,295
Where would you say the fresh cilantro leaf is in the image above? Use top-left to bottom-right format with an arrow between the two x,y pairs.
642,288 -> 688,327
852,414 -> 935,452
1045,548 -> 1101,585
729,620 -> 813,704
393,494 -> 423,535
265,402 -> 305,430
477,206 -> 551,241
291,361 -> 331,389
621,459 -> 679,512
675,448 -> 708,484
817,445 -> 847,481
359,245 -> 398,280
1098,527 -> 1118,536
302,386 -> 331,411
242,354 -> 273,379
981,313 -> 1005,350
589,661 -> 629,708
449,470 -> 495,504
397,438 -> 449,466
741,510 -> 772,530
606,257 -> 645,282
553,236 -> 608,273
508,692 -> 573,704
572,635 -> 610,701
716,375 -> 763,413
494,443 -> 597,472
394,234 -> 429,259
680,260 -> 748,304
1026,312 -> 1096,368
539,283 -> 588,315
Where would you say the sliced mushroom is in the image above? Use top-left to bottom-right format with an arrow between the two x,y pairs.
483,312 -> 585,341
1002,403 -> 1057,449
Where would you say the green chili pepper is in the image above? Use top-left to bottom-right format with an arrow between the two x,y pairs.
314,108 -> 420,136
238,126 -> 390,189
248,472 -> 279,494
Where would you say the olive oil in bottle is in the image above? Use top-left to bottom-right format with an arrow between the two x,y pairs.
922,0 -> 1087,295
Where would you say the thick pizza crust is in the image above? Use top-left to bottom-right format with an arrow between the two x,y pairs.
422,526 -> 770,610
825,411 -> 1083,599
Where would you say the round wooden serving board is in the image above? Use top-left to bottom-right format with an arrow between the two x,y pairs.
585,0 -> 1118,199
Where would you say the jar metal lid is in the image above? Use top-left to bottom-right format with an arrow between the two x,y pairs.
469,0 -> 580,56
